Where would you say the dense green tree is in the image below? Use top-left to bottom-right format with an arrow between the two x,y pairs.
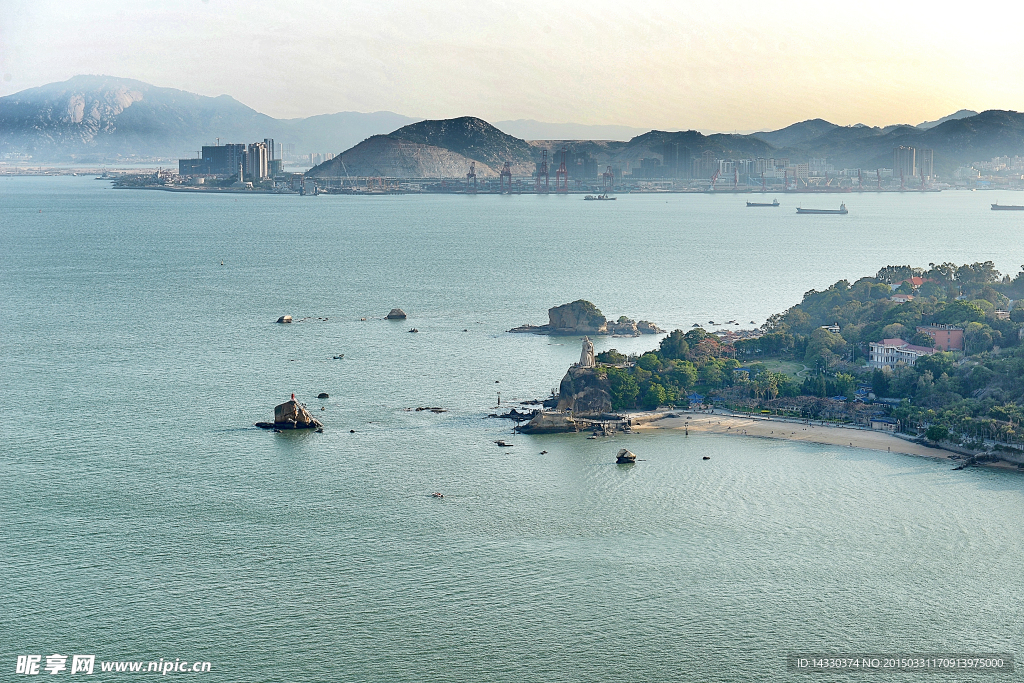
932,300 -> 985,326
658,330 -> 690,360
636,352 -> 660,372
872,368 -> 891,396
643,383 -> 668,410
876,265 -> 919,284
684,328 -> 708,345
596,349 -> 627,364
669,360 -> 698,389
607,367 -> 639,411
698,363 -> 724,388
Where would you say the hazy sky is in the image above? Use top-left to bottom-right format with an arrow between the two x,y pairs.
3,0 -> 1024,131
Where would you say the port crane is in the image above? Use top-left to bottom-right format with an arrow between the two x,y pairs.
535,150 -> 549,192
709,169 -> 720,191
466,162 -> 476,192
499,162 -> 512,193
555,148 -> 568,193
602,165 -> 614,191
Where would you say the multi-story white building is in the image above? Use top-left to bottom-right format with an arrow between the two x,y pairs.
868,338 -> 936,369
246,142 -> 269,180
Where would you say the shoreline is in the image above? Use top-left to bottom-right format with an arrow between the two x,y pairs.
636,411 -> 955,461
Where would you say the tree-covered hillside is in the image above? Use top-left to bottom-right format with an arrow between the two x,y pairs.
594,262 -> 1024,450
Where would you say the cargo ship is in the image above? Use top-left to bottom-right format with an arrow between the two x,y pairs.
796,203 -> 848,215
991,203 -> 1024,211
746,199 -> 779,207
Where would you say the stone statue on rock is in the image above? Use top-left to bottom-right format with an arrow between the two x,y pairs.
579,336 -> 595,368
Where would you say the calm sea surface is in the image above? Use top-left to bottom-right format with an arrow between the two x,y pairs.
2,177 -> 1023,681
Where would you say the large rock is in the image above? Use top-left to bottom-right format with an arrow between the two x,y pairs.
547,300 -> 606,333
556,366 -> 612,415
386,308 -> 407,319
271,399 -> 323,429
509,300 -> 662,335
519,411 -> 577,434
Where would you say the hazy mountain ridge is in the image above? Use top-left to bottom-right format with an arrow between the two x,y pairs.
0,75 -> 418,159
765,112 -> 1024,174
917,109 -> 978,130
4,76 -> 1024,175
495,119 -> 648,141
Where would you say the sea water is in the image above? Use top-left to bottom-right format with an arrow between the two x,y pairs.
1,177 -> 1022,681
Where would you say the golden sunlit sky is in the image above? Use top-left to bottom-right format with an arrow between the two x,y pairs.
4,0 -> 1024,131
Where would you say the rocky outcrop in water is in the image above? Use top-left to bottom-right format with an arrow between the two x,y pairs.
256,397 -> 324,430
518,411 -> 577,434
509,300 -> 663,336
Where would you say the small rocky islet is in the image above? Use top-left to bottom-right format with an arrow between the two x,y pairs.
509,300 -> 663,336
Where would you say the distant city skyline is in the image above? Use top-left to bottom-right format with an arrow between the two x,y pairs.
4,0 -> 1024,132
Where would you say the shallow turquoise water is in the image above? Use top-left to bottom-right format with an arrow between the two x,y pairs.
1,177 -> 1022,681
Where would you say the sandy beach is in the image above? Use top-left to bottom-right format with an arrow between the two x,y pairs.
643,412 -> 952,460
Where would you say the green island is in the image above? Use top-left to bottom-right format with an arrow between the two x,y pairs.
542,262 -> 1024,463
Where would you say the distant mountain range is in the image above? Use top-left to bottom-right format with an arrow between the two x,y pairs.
493,120 -> 649,141
4,76 -> 1024,177
0,75 -> 417,161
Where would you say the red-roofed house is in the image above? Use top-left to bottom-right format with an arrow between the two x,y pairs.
900,276 -> 925,289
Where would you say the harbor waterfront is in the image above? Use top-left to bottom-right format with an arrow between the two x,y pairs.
2,176 -> 1023,681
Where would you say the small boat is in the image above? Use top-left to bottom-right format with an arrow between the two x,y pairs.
616,448 -> 636,464
584,193 -> 616,201
332,354 -> 345,360
495,440 -> 514,447
796,203 -> 848,214
702,456 -> 711,460
432,492 -> 444,498
991,203 -> 1024,211
746,199 -> 779,207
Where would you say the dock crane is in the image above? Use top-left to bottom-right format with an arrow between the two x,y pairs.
535,150 -> 549,192
602,165 -> 614,191
709,169 -> 720,191
555,148 -> 568,193
466,162 -> 476,192
499,162 -> 512,193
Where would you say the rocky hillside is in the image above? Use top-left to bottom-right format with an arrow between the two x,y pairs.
389,117 -> 535,168
308,116 -> 538,178
307,134 -> 501,178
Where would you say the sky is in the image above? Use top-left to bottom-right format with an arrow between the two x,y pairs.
3,0 -> 1024,132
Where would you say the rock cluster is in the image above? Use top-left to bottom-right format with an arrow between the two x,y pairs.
509,300 -> 663,336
